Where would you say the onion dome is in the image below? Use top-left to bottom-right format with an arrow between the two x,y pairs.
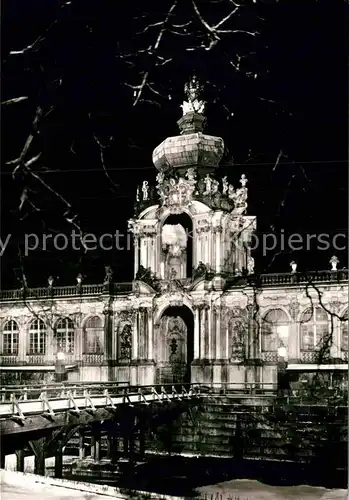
152,76 -> 224,176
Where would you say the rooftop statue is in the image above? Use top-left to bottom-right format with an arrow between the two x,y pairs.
180,76 -> 206,116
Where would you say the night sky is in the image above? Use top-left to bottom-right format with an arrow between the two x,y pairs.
1,0 -> 348,289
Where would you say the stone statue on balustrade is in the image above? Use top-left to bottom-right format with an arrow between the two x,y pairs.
228,184 -> 235,199
142,180 -> 149,200
247,256 -> 255,275
185,168 -> 197,184
203,174 -> 212,195
103,265 -> 113,285
231,175 -> 248,214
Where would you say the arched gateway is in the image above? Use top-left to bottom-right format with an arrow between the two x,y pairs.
154,306 -> 194,385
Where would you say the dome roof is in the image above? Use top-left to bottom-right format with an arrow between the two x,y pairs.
152,129 -> 224,174
152,77 -> 225,175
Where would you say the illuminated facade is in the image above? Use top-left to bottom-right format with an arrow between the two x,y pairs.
0,78 -> 347,389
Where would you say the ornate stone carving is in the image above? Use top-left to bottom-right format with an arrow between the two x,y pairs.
119,323 -> 132,360
117,309 -> 135,322
262,295 -> 288,302
329,300 -> 342,314
289,297 -> 300,320
195,219 -> 211,234
169,293 -> 184,308
247,256 -> 255,275
185,168 -> 197,182
222,176 -> 228,195
128,219 -> 157,237
181,76 -> 206,116
157,176 -> 196,212
230,319 -> 246,361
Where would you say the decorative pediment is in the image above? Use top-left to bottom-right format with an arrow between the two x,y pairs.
132,280 -> 156,295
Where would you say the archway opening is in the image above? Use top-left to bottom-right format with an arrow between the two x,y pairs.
161,213 -> 193,278
155,305 -> 194,385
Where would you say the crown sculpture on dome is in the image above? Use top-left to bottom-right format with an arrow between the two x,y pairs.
181,75 -> 206,116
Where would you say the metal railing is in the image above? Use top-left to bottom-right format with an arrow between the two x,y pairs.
0,383 -> 199,418
0,380 -> 130,402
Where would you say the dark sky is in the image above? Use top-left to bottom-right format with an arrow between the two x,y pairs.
1,0 -> 348,288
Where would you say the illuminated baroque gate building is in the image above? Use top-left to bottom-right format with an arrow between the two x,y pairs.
0,78 -> 347,388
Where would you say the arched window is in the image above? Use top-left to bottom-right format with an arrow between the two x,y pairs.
29,319 -> 46,354
55,317 -> 75,354
261,309 -> 289,352
161,213 -> 193,279
83,316 -> 104,354
300,307 -> 328,351
2,320 -> 19,355
341,310 -> 348,351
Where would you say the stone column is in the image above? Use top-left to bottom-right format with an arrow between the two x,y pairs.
225,309 -> 230,359
194,307 -> 200,359
196,232 -> 202,263
134,237 -> 139,278
215,307 -> 221,360
132,311 -> 138,360
148,309 -> 153,360
19,318 -> 27,362
200,306 -> 206,359
216,228 -> 223,273
331,316 -> 340,358
46,325 -> 54,364
76,326 -> 83,365
208,305 -> 213,359
103,305 -> 113,365
204,234 -> 209,265
140,238 -> 147,268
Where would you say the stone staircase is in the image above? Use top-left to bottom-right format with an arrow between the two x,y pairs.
145,395 -> 348,468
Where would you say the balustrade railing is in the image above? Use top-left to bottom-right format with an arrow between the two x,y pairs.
0,356 -> 19,365
259,269 -> 348,286
81,353 -> 104,364
260,351 -> 278,363
0,270 -> 346,301
300,351 -> 318,363
0,282 -> 132,300
26,355 -> 46,365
